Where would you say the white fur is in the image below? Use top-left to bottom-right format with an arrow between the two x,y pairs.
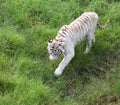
48,12 -> 98,76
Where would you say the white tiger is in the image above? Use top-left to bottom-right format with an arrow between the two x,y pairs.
47,12 -> 109,76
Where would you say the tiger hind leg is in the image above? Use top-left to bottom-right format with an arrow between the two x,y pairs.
84,39 -> 92,54
84,34 -> 94,54
92,34 -> 95,43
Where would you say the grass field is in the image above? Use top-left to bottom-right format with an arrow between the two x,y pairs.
0,0 -> 120,105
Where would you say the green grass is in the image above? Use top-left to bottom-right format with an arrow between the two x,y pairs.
0,0 -> 120,105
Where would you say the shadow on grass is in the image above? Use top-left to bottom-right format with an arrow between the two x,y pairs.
0,80 -> 15,95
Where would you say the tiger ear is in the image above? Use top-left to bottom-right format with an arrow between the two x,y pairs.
48,39 -> 53,43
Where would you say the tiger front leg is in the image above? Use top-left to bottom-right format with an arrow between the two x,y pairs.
54,50 -> 75,76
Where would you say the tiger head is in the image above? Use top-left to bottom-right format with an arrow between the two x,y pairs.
47,39 -> 64,60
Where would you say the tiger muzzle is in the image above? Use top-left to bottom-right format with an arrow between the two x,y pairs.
49,55 -> 58,60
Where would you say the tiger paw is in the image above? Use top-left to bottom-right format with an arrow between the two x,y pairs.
54,68 -> 63,76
